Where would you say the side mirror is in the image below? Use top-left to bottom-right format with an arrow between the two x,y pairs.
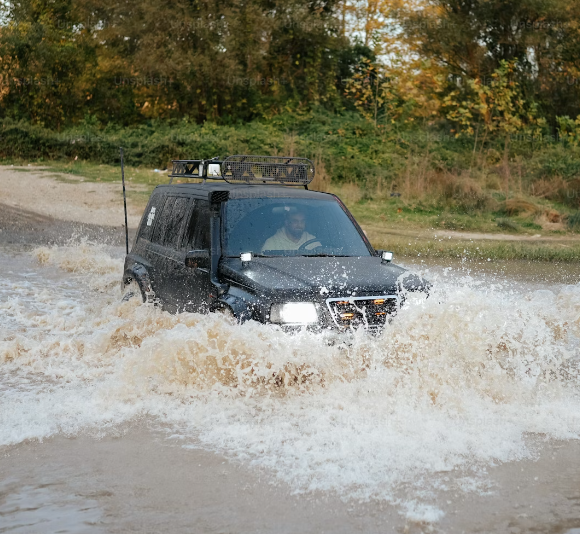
377,250 -> 393,264
185,249 -> 210,270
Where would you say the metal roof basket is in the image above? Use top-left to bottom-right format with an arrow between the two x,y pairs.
169,155 -> 315,186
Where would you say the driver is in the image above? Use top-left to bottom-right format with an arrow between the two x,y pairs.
262,207 -> 321,252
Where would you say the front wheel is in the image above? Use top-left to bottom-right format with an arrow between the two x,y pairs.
121,280 -> 145,303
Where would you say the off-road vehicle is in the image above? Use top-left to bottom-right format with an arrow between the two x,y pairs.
121,155 -> 428,330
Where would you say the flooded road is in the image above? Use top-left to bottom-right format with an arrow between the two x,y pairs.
1,240 -> 580,533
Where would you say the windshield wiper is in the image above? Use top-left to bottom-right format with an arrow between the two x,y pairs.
302,253 -> 345,257
230,253 -> 349,258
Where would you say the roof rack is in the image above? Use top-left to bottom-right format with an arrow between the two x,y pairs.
169,155 -> 315,186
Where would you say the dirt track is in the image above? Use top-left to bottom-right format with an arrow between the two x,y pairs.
0,201 -> 136,247
0,166 -> 140,247
0,165 -> 142,226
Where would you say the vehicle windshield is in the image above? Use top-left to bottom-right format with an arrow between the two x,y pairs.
223,197 -> 371,257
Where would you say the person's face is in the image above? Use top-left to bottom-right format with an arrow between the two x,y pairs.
285,212 -> 306,240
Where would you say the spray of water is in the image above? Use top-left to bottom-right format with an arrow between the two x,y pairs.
1,241 -> 579,522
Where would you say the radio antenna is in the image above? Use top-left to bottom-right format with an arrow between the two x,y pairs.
120,147 -> 129,255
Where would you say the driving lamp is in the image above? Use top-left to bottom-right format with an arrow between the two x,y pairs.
270,302 -> 318,324
207,163 -> 221,177
381,251 -> 393,264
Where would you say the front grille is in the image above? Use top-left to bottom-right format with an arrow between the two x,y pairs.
326,295 -> 398,329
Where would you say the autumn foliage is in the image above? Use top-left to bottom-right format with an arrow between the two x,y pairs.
0,0 -> 579,134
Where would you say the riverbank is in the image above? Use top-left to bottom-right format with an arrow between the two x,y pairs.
2,163 -> 580,261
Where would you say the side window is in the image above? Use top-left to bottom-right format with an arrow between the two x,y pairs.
151,196 -> 191,247
151,196 -> 176,244
183,200 -> 211,250
138,192 -> 162,241
164,197 -> 191,248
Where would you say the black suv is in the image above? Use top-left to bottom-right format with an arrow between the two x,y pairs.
122,155 -> 428,330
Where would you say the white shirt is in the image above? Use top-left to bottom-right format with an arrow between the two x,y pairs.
262,227 -> 320,252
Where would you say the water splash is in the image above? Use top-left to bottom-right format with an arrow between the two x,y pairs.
1,242 -> 579,521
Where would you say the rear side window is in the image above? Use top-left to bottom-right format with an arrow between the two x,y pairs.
164,197 -> 190,248
151,196 -> 175,244
151,196 -> 191,247
138,192 -> 163,241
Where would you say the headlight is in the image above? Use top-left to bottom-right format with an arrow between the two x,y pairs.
270,302 -> 318,325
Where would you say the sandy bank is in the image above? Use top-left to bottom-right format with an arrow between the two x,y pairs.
0,165 -> 143,228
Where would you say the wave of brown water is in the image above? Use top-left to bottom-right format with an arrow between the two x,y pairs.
1,241 -> 579,523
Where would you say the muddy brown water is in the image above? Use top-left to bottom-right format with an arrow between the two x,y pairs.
1,217 -> 580,534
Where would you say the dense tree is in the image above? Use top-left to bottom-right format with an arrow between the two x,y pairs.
0,0 -> 96,127
0,0 -> 579,128
393,0 -> 580,124
0,0 -> 367,125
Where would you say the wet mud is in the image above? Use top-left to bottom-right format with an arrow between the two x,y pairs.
0,202 -> 134,248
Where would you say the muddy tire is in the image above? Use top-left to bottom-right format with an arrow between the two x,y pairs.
121,280 -> 145,303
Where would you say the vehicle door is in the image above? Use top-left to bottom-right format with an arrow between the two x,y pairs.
148,194 -> 192,310
169,199 -> 213,313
